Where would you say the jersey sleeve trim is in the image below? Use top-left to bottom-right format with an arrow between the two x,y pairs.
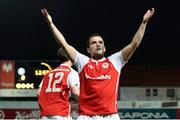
108,51 -> 126,72
74,52 -> 89,73
67,68 -> 80,88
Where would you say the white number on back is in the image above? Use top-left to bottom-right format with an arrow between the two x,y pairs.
45,72 -> 64,92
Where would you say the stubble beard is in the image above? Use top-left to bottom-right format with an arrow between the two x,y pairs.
92,50 -> 104,60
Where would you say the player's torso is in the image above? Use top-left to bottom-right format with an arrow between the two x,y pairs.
79,58 -> 120,115
38,65 -> 72,116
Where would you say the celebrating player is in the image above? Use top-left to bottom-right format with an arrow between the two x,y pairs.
41,8 -> 155,120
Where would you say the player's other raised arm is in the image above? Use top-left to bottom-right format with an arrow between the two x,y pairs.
41,8 -> 77,63
121,8 -> 155,62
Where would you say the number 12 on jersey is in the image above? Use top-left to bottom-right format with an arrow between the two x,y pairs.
45,72 -> 64,93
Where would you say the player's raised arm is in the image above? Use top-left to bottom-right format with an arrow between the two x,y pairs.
121,8 -> 155,62
41,8 -> 77,63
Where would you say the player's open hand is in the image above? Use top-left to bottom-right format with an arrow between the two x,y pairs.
143,8 -> 155,24
41,8 -> 53,25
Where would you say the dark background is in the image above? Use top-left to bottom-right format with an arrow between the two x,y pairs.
0,0 -> 179,65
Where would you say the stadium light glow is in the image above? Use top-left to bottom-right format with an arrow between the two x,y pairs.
16,83 -> 34,89
17,67 -> 25,75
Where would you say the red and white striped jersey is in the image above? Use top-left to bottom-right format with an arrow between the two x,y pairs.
38,64 -> 79,117
74,51 -> 125,115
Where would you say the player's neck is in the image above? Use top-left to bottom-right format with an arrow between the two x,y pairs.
62,60 -> 72,67
92,55 -> 104,60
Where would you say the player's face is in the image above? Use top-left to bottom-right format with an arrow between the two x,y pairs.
87,36 -> 106,59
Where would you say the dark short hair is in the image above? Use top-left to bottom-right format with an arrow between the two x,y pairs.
57,47 -> 69,63
87,33 -> 102,48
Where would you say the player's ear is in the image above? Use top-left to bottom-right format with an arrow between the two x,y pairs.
87,47 -> 90,54
104,46 -> 106,52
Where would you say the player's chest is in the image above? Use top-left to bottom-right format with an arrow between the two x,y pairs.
84,61 -> 113,75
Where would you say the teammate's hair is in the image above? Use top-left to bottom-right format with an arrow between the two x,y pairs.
87,33 -> 102,48
57,47 -> 69,64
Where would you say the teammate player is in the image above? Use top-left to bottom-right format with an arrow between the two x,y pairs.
41,8 -> 155,120
38,48 -> 80,120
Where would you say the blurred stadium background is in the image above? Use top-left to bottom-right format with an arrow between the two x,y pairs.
1,61 -> 180,119
0,0 -> 180,119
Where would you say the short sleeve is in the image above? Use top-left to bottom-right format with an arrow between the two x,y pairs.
74,52 -> 89,73
68,69 -> 80,88
108,51 -> 126,72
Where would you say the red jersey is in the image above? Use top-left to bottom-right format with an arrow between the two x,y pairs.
74,52 -> 125,115
38,64 -> 79,117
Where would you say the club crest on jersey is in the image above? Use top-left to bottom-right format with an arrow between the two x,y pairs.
88,65 -> 94,69
102,63 -> 109,69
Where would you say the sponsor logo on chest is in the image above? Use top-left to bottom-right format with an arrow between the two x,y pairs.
85,73 -> 111,80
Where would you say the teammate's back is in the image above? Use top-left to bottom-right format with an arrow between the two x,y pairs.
38,65 -> 72,116
37,48 -> 79,120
